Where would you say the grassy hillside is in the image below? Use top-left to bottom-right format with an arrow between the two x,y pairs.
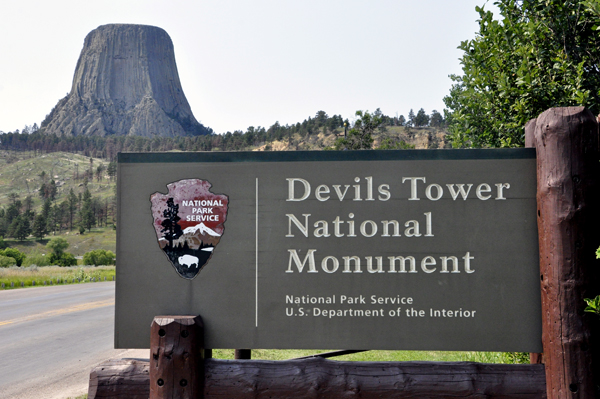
0,150 -> 115,213
4,226 -> 115,258
0,151 -> 116,257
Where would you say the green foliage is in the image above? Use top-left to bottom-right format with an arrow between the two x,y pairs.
445,0 -> 600,148
8,215 -> 31,241
584,295 -> 600,315
49,252 -> 77,267
377,138 -> 416,150
46,237 -> 69,257
333,110 -> 382,150
414,108 -> 430,127
0,255 -> 16,268
79,185 -> 95,231
430,110 -> 445,127
585,245 -> 600,316
32,214 -> 48,240
407,109 -> 415,127
1,248 -> 26,266
83,249 -> 115,266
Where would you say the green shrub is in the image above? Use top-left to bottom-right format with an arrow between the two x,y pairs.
0,255 -> 17,268
45,237 -> 76,266
49,252 -> 77,267
83,249 -> 115,266
46,237 -> 69,256
0,248 -> 25,266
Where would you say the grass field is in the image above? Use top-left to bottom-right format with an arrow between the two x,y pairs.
0,265 -> 115,289
209,348 -> 521,363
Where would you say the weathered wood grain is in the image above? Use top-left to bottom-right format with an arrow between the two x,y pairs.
150,316 -> 204,399
89,358 -> 547,399
533,107 -> 600,399
88,359 -> 150,399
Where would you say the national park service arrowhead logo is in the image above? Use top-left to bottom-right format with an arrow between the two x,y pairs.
150,179 -> 228,279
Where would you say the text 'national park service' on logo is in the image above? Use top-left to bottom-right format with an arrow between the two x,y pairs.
150,179 -> 229,279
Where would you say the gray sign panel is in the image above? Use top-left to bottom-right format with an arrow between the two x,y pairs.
116,150 -> 542,352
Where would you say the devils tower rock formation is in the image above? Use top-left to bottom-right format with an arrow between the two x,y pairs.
41,24 -> 210,137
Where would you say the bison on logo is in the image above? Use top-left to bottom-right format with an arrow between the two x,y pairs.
150,179 -> 228,279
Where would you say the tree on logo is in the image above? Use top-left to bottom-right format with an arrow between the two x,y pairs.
161,198 -> 183,248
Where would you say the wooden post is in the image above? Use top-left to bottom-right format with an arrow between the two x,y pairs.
531,107 -> 600,399
235,349 -> 251,360
150,316 -> 204,399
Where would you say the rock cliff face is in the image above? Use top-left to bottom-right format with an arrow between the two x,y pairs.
42,24 -> 210,137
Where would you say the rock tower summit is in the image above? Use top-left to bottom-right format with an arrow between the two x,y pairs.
42,24 -> 210,137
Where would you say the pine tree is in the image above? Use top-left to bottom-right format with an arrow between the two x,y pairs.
79,185 -> 95,232
407,109 -> 416,127
49,180 -> 57,200
107,161 -> 117,180
414,108 -> 430,127
9,215 -> 31,241
68,188 -> 78,230
32,214 -> 48,240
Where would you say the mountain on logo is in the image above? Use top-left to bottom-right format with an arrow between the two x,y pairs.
183,223 -> 221,237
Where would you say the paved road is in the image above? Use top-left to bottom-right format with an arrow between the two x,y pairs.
0,282 -> 147,399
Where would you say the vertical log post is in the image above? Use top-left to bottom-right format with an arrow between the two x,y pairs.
235,349 -> 251,359
532,107 -> 600,399
150,316 -> 204,399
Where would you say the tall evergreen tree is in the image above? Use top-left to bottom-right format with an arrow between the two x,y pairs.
414,108 -> 430,127
407,109 -> 416,127
79,186 -> 95,232
32,214 -> 48,240
9,215 -> 31,241
68,188 -> 78,230
430,110 -> 444,127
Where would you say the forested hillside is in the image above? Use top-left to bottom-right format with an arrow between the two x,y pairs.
0,152 -> 115,243
1,109 -> 448,157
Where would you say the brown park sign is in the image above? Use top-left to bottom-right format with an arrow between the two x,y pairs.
115,149 -> 542,352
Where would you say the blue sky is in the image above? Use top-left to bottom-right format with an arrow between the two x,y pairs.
0,0 -> 499,134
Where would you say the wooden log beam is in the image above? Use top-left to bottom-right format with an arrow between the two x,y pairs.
88,359 -> 149,399
532,107 -> 600,399
89,358 -> 547,399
